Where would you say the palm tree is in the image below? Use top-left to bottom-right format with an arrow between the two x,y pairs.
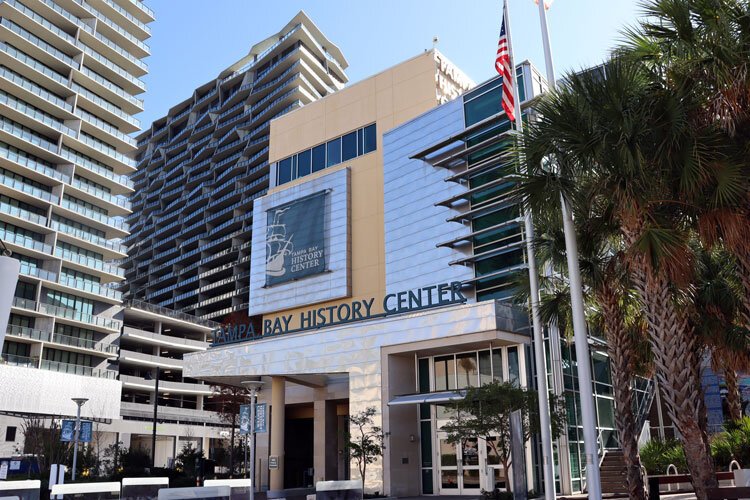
625,0 -> 750,332
694,247 -> 750,421
523,207 -> 650,500
516,56 -> 719,498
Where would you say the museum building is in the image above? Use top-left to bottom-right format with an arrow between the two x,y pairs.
183,51 -> 575,496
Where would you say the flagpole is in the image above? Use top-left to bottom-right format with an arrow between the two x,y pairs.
536,3 -> 603,499
503,2 -> 556,498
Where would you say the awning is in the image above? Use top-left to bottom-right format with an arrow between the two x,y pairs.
388,390 -> 465,406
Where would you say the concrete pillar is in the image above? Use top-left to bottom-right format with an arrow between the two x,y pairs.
270,376 -> 285,490
314,395 -> 338,482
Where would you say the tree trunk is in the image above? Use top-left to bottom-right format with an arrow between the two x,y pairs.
599,285 -> 646,500
635,268 -> 717,500
724,367 -> 742,421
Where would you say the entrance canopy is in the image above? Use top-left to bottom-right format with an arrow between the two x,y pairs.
388,390 -> 465,406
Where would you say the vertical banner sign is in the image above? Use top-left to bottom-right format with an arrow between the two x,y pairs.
239,404 -> 251,435
254,403 -> 267,433
265,191 -> 327,286
510,410 -> 527,500
79,421 -> 93,443
60,420 -> 75,442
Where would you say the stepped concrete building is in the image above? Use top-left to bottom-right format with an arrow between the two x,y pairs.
0,0 -> 151,453
123,11 -> 348,322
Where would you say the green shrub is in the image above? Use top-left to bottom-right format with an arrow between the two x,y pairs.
640,439 -> 687,474
711,416 -> 750,470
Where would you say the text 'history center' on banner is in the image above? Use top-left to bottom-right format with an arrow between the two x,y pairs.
265,190 -> 328,286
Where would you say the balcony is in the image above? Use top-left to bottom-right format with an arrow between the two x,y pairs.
0,41 -> 69,90
54,246 -> 125,277
60,198 -> 130,232
76,0 -> 149,56
56,274 -> 123,301
60,146 -> 133,190
50,219 -> 128,255
20,262 -> 57,281
70,178 -> 131,211
40,358 -> 116,378
0,200 -> 47,227
1,353 -> 38,368
0,228 -> 52,255
123,299 -> 219,329
11,296 -> 37,312
119,374 -> 212,395
0,89 -> 77,137
0,65 -> 73,113
70,81 -> 140,130
0,114 -> 61,158
39,302 -> 122,331
6,324 -> 51,342
50,331 -> 118,356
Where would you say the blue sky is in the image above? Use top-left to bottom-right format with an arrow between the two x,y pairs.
137,0 -> 641,127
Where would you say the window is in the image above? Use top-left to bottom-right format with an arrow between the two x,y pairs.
2,341 -> 30,358
456,352 -> 478,388
434,355 -> 456,391
297,149 -> 311,178
45,290 -> 94,315
341,131 -> 357,161
275,124 -> 378,186
5,426 -> 16,442
326,138 -> 341,167
363,124 -> 376,153
14,281 -> 36,300
277,157 -> 292,185
311,144 -> 326,172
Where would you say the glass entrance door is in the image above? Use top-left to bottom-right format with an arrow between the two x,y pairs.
437,433 -> 484,495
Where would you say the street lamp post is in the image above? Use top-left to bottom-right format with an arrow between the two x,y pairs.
71,398 -> 88,481
241,380 -> 264,500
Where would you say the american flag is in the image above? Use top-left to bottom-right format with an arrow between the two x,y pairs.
495,2 -> 515,122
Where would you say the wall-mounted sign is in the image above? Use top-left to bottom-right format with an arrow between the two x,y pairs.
265,191 -> 328,286
212,282 -> 467,347
268,456 -> 278,469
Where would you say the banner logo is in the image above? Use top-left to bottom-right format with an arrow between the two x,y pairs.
265,191 -> 327,286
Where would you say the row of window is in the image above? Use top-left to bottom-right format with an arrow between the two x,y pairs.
276,123 -> 376,186
46,290 -> 94,315
58,241 -> 103,261
0,166 -> 51,193
43,347 -> 93,367
0,193 -> 46,216
52,214 -> 106,239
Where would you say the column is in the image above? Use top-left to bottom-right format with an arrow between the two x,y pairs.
270,376 -> 285,490
314,395 -> 338,482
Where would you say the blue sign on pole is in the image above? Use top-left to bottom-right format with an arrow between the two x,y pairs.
60,420 -> 75,442
239,404 -> 251,435
60,420 -> 93,442
254,403 -> 267,433
79,421 -> 93,443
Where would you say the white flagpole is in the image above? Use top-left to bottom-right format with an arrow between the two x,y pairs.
536,2 -> 603,499
503,2 -> 556,498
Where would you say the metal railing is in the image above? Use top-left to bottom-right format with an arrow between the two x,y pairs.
123,299 -> 220,329
39,303 -> 122,330
40,359 -> 116,378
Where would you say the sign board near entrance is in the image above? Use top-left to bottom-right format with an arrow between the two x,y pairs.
268,456 -> 278,469
265,191 -> 328,287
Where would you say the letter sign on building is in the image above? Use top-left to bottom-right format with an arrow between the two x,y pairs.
265,191 -> 327,286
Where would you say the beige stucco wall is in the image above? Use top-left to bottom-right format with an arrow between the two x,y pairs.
264,51 -> 446,330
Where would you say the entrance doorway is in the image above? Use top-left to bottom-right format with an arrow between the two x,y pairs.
436,433 -> 506,495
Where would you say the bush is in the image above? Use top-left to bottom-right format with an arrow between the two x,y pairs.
640,439 -> 687,474
711,416 -> 750,470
